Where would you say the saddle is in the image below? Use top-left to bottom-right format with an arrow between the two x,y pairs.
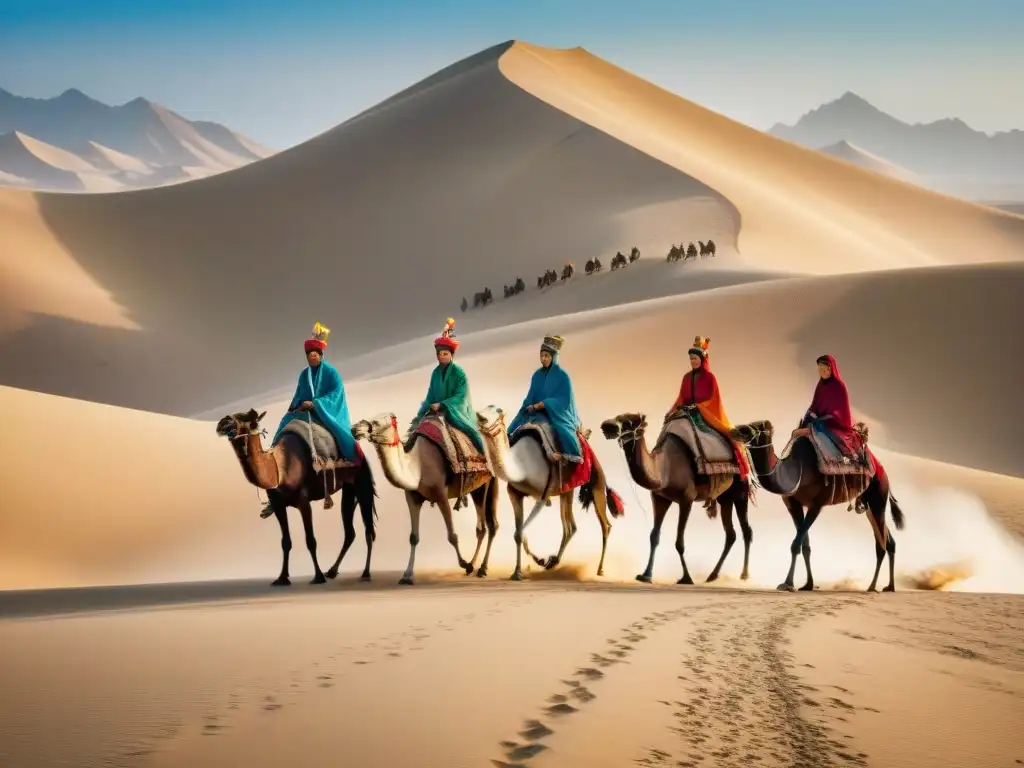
510,420 -> 592,465
407,414 -> 490,478
655,412 -> 739,476
278,418 -> 362,472
781,426 -> 874,478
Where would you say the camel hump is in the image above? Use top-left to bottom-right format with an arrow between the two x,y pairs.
410,415 -> 489,478
657,416 -> 738,476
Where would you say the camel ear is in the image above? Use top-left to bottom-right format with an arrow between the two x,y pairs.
257,411 -> 267,423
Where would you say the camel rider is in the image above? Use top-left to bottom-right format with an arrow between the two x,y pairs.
793,354 -> 883,510
667,336 -> 751,497
408,318 -> 485,453
259,322 -> 357,519
508,334 -> 584,464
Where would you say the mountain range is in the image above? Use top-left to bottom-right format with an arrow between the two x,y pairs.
770,92 -> 1024,202
0,86 -> 274,192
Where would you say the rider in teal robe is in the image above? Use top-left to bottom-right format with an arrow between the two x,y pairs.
507,334 -> 583,461
273,356 -> 357,460
408,319 -> 485,452
260,323 -> 354,518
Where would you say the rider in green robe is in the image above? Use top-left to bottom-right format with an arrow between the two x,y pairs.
408,318 -> 485,452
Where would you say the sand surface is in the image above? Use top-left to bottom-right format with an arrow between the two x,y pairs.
0,582 -> 1021,768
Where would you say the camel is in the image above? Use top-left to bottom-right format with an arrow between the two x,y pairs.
698,240 -> 717,258
215,409 -> 378,586
560,263 -> 575,282
601,413 -> 752,585
352,413 -> 499,585
730,420 -> 905,592
610,252 -> 628,270
475,405 -> 623,580
629,246 -> 640,263
685,243 -> 698,261
460,297 -> 468,313
537,269 -> 557,289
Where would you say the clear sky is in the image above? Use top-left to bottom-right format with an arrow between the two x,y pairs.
2,0 -> 1022,149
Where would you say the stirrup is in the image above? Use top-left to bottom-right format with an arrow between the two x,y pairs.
259,503 -> 275,519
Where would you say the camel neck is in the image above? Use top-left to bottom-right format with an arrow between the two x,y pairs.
233,433 -> 282,489
374,439 -> 422,492
482,429 -> 528,485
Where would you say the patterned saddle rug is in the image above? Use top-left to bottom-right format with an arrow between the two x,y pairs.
655,414 -> 739,476
408,415 -> 490,478
278,418 -> 363,472
510,420 -> 595,495
781,429 -> 874,478
510,420 -> 593,465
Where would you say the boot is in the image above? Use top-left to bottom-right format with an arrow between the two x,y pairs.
323,494 -> 335,510
259,502 -> 275,519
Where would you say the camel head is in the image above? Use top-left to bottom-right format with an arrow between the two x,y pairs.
351,413 -> 401,446
475,405 -> 507,439
600,413 -> 647,442
730,420 -> 774,447
216,409 -> 267,440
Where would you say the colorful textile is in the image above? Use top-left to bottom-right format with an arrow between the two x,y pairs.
410,361 -> 485,453
273,358 -> 357,461
508,350 -> 582,460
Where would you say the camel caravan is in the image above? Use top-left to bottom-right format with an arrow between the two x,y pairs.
666,239 -> 716,263
218,323 -> 906,593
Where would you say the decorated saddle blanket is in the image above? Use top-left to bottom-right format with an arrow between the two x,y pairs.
409,415 -> 489,477
277,418 -> 364,472
781,428 -> 874,478
510,422 -> 596,495
655,413 -> 739,477
510,421 -> 593,464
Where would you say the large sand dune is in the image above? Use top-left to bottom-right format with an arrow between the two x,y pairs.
2,42 -> 1023,416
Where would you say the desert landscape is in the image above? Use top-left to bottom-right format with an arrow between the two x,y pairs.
1,37 -> 1023,768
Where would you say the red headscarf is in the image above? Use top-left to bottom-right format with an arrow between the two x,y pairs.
807,354 -> 863,455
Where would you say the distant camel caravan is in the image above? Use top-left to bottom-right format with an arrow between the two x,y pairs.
460,241 -> 715,314
667,240 -> 715,262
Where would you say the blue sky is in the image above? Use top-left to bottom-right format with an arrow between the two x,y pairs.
2,0 -> 1022,148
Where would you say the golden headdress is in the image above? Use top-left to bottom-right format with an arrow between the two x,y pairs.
688,335 -> 710,358
541,334 -> 564,354
304,321 -> 330,353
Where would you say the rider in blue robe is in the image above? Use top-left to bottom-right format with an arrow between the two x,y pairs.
260,322 -> 355,517
507,334 -> 583,461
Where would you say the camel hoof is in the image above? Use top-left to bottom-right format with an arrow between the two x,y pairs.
677,576 -> 694,586
476,567 -> 488,578
635,574 -> 653,584
740,572 -> 750,581
705,573 -> 720,584
325,567 -> 339,580
882,585 -> 896,593
509,571 -> 523,582
271,577 -> 291,587
777,583 -> 795,592
311,574 -> 327,585
398,576 -> 414,586
596,568 -> 604,577
799,583 -> 815,592
866,586 -> 878,593
360,572 -> 371,581
463,564 -> 474,575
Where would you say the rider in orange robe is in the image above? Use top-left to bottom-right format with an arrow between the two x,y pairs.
668,336 -> 750,481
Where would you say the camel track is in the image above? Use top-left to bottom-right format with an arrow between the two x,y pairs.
493,595 -> 872,768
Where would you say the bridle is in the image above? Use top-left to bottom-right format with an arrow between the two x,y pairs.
220,419 -> 267,457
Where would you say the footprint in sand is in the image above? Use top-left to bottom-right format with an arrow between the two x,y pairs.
575,667 -> 604,680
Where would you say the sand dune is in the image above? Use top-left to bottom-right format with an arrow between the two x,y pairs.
2,42 -> 1023,417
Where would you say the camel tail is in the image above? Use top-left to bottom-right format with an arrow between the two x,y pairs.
889,492 -> 906,531
356,459 -> 379,541
606,487 -> 625,518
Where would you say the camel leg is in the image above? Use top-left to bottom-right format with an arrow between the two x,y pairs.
298,501 -> 327,585
592,477 -> 614,578
637,493 -> 671,583
867,536 -> 885,593
435,493 -> 472,574
508,487 -> 527,581
467,483 -> 488,575
780,499 -> 821,592
706,496 -> 737,583
271,502 -> 292,587
735,486 -> 753,581
675,500 -> 696,585
399,493 -> 424,585
326,485 -> 357,580
520,495 -> 550,566
884,529 -> 897,592
544,493 -> 578,570
477,478 -> 500,578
